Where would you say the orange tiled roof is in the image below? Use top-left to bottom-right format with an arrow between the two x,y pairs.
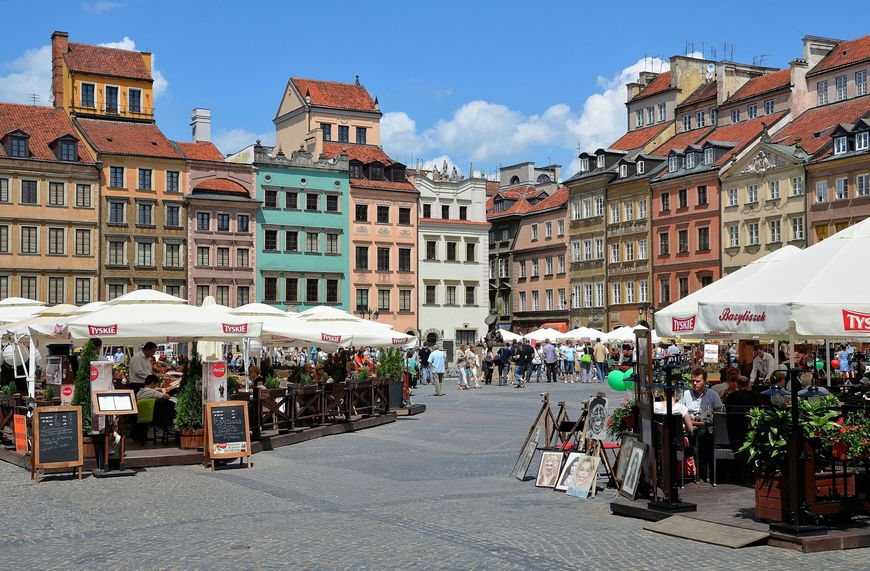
291,77 -> 377,112
609,122 -> 670,152
677,82 -> 717,108
771,96 -> 870,155
75,118 -> 183,159
0,103 -> 95,163
526,186 -> 568,213
176,141 -> 224,161
65,42 -> 152,81
418,218 -> 490,227
649,127 -> 714,156
631,72 -> 673,101
193,178 -> 249,195
808,34 -> 870,77
703,112 -> 787,165
485,180 -> 500,197
487,198 -> 532,219
498,185 -> 546,200
726,69 -> 791,103
323,142 -> 395,165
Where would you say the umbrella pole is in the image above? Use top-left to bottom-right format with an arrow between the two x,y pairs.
243,338 -> 250,391
825,339 -> 830,387
27,334 -> 36,399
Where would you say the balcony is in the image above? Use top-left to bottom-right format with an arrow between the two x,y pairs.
570,259 -> 604,272
607,259 -> 649,276
606,220 -> 649,238
569,216 -> 604,230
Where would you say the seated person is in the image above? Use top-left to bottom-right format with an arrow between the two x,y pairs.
249,365 -> 265,389
653,390 -> 694,435
137,374 -> 171,401
723,376 -> 763,410
135,374 -> 175,436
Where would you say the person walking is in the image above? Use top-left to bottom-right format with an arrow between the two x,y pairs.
418,343 -> 432,385
456,344 -> 469,390
483,348 -> 495,385
466,345 -> 482,389
531,343 -> 543,382
515,339 -> 535,387
579,342 -> 594,383
542,339 -> 558,383
562,342 -> 575,383
593,338 -> 607,382
497,343 -> 513,386
427,345 -> 446,396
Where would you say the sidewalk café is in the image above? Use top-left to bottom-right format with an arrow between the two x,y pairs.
0,291 -> 417,475
610,220 -> 870,551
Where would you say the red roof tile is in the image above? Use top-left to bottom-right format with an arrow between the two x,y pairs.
676,82 -> 717,108
485,180 -> 500,197
418,218 -> 490,227
487,198 -> 532,219
772,96 -> 870,156
649,127 -> 714,155
631,72 -> 673,101
349,178 -> 415,192
703,113 -> 787,165
498,185 -> 546,200
193,178 -> 249,195
808,34 -> 870,77
526,186 -> 568,213
0,103 -> 95,163
323,142 -> 395,165
726,69 -> 790,103
65,42 -> 152,81
609,122 -> 670,152
75,118 -> 183,159
291,78 -> 377,112
176,141 -> 224,161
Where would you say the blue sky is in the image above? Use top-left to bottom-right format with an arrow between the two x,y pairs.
1,0 -> 868,179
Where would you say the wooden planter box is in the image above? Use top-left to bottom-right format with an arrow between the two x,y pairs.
82,435 -> 98,460
755,472 -> 858,522
179,428 -> 204,450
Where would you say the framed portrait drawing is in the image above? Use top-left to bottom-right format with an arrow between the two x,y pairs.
614,432 -> 639,485
566,454 -> 600,499
584,396 -> 608,441
555,452 -> 582,491
619,441 -> 648,500
535,451 -> 564,488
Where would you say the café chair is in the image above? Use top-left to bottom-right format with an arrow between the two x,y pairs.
712,412 -> 736,486
136,398 -> 158,444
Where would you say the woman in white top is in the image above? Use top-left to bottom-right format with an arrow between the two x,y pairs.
653,390 -> 694,435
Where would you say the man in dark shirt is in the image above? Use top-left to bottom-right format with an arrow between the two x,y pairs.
514,340 -> 535,388
418,344 -> 432,385
497,344 -> 514,386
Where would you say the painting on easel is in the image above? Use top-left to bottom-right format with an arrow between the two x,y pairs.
584,395 -> 608,441
535,451 -> 563,488
566,454 -> 600,498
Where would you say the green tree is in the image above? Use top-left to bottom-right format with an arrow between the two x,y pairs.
70,340 -> 98,433
174,353 -> 203,431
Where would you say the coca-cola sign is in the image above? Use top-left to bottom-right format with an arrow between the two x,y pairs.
321,333 -> 342,344
90,366 -> 99,381
718,308 -> 766,326
87,324 -> 118,336
392,337 -> 410,345
671,316 -> 696,332
221,323 -> 248,335
212,362 -> 227,378
842,309 -> 870,332
62,386 -> 74,398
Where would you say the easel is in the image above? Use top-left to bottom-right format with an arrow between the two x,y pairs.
510,393 -> 558,479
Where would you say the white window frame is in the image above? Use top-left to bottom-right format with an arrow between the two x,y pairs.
544,221 -> 552,238
704,148 -> 714,164
619,164 -> 628,178
657,103 -> 666,122
594,197 -> 603,217
638,239 -> 648,260
638,199 -> 647,219
682,114 -> 690,131
857,173 -> 869,197
584,284 -> 593,308
748,223 -> 759,246
816,180 -> 828,203
764,99 -> 774,114
596,154 -> 605,169
685,152 -> 695,169
532,291 -> 539,311
770,219 -> 781,243
747,103 -> 758,119
647,106 -> 654,124
610,243 -> 620,263
856,131 -> 869,150
637,160 -> 645,174
639,279 -> 648,303
612,283 -> 621,305
727,187 -> 738,207
857,70 -> 868,97
792,176 -> 804,196
595,283 -> 604,308
728,225 -> 739,248
791,217 -> 805,240
625,202 -> 633,220
769,180 -> 780,200
668,156 -> 678,172
626,281 -> 635,304
836,177 -> 849,200
635,110 -> 643,128
696,110 -> 705,128
836,75 -> 847,101
594,238 -> 604,259
571,241 -> 581,263
731,109 -> 740,123
817,80 -> 829,105
625,241 -> 634,261
834,136 -> 848,155
747,184 -> 758,203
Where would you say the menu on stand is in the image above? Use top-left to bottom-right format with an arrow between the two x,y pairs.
32,406 -> 83,480
205,401 -> 251,470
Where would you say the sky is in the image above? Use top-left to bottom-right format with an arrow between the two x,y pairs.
1,1 -> 868,180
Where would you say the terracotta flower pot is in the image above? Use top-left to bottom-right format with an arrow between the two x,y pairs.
179,428 -> 204,450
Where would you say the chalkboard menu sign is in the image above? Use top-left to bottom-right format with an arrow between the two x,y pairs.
205,401 -> 252,471
32,406 -> 83,481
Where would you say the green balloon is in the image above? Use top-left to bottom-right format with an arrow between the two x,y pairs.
622,368 -> 634,381
815,359 -> 824,370
607,370 -> 626,391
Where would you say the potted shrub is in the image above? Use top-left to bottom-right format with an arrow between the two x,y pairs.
174,354 -> 203,449
607,397 -> 637,439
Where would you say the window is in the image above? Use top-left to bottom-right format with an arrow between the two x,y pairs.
531,224 -> 538,240
817,80 -> 829,105
710,108 -> 718,125
748,184 -> 758,203
21,180 -> 37,204
74,278 -> 91,305
19,276 -> 36,299
703,148 -> 714,165
625,202 -> 633,220
216,247 -> 230,267
465,242 -> 475,263
678,229 -> 688,253
558,254 -> 565,273
128,88 -> 142,113
610,204 -> 620,224
236,248 -> 249,268
349,163 -> 362,178
698,227 -> 710,251
857,70 -> 868,97
595,283 -> 604,307
197,246 -> 210,266
857,132 -> 869,150
638,199 -> 647,219
217,213 -> 230,231
696,110 -> 705,128
355,127 -> 367,145
635,110 -> 643,128
638,239 -> 648,260
594,238 -> 604,259
353,246 -> 367,270
697,185 -> 708,205
105,166 -> 122,189
196,212 -> 210,231
355,204 -> 368,221
571,241 -> 581,262
164,243 -> 180,267
836,75 -> 848,101
48,228 -> 64,255
612,283 -> 621,305
48,182 -> 65,205
682,114 -> 690,131
770,219 -> 781,243
264,229 -> 277,251
0,225 -> 6,253
325,194 -> 339,213
75,229 -> 90,256
639,279 -> 648,303
731,109 -> 741,123
446,286 -> 457,305
426,241 -> 437,261
658,103 -> 666,121
834,136 -> 848,155
519,291 -> 527,311
136,242 -> 153,266
531,259 -> 539,277
307,279 -> 319,304
285,278 -> 298,303
306,193 -> 319,211
107,240 -> 125,265
625,241 -> 634,261
558,289 -> 566,310
619,164 -> 628,178
306,231 -> 320,253
518,260 -> 526,278
398,207 -> 411,224
285,191 -> 297,209
532,291 -> 539,311
544,221 -> 552,238
748,223 -> 759,245
685,152 -> 695,169
594,197 -> 604,216
137,203 -> 153,226
647,106 -> 654,124
792,176 -> 804,196
327,280 -> 340,304
57,140 -> 75,161
107,283 -> 125,301
20,226 -> 37,254
583,284 -> 593,308
637,160 -> 645,175
260,278 -> 276,303
338,125 -> 349,143
0,178 -> 7,203
727,187 -> 738,206
321,123 -> 332,141
237,214 -> 249,233
610,243 -> 620,263
596,154 -> 605,169
816,225 -> 830,241
465,285 -> 476,305
425,285 -> 436,305
377,205 -> 389,223
836,177 -> 849,200
46,277 -> 64,304
212,285 -> 228,306
545,257 -> 553,275
679,277 -> 689,299
678,188 -> 688,209
9,136 -> 27,157
264,190 -> 278,208
659,232 -> 669,255
285,230 -> 298,252
237,286 -> 250,306
661,192 -> 670,211
747,103 -> 758,119
326,233 -> 339,255
857,174 -> 869,197
580,158 -> 589,171
764,99 -> 774,115
769,180 -> 780,200
423,203 -> 432,218
792,217 -> 805,240
442,204 -> 450,219
81,83 -> 95,107
393,247 -> 410,271
728,225 -> 739,247
544,290 -> 553,310
138,169 -> 152,190
668,156 -> 678,173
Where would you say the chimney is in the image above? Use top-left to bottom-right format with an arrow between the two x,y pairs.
190,108 -> 211,143
51,31 -> 69,109
373,96 -> 379,111
355,74 -> 360,85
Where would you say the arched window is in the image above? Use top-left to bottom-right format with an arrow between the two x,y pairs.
509,175 -> 520,185
536,174 -> 550,183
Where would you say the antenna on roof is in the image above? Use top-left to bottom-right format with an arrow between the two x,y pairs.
28,93 -> 40,106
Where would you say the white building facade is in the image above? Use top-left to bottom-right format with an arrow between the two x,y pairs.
416,165 -> 490,355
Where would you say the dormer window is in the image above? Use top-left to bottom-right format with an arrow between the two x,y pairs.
637,161 -> 645,174
834,136 -> 848,155
59,140 -> 78,161
596,154 -> 605,169
579,158 -> 589,172
857,132 -> 869,151
668,156 -> 678,173
9,135 -> 28,158
619,164 -> 628,178
349,162 -> 363,179
685,152 -> 695,169
704,148 -> 714,165
368,163 -> 384,180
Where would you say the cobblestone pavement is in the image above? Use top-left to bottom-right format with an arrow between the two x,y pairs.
2,379 -> 868,569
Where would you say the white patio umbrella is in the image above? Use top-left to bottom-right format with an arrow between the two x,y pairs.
291,305 -> 415,347
0,297 -> 47,325
605,325 -> 661,344
498,329 -> 523,343
197,296 -> 232,360
229,304 -> 354,349
296,305 -> 392,327
655,246 -> 801,338
557,326 -> 606,342
522,327 -> 564,343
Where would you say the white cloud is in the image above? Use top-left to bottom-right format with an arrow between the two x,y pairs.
82,1 -> 123,14
381,56 -> 670,176
213,128 -> 275,155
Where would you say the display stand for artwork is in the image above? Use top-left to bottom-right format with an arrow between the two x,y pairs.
581,393 -> 616,489
633,328 -> 655,500
510,393 -> 558,480
557,401 -> 588,452
91,390 -> 138,478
